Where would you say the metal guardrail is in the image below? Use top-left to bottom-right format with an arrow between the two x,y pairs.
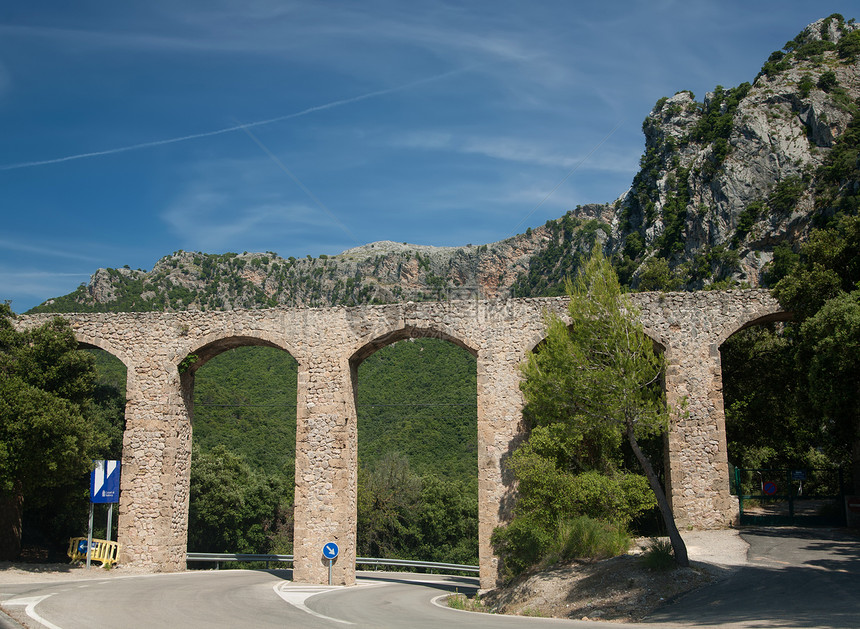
186,552 -> 478,573
187,553 -> 293,568
356,557 -> 479,573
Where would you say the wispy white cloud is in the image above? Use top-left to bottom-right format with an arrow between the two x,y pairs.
0,238 -> 103,262
160,156 -> 350,252
0,64 -> 479,171
391,131 -> 633,173
0,269 -> 92,310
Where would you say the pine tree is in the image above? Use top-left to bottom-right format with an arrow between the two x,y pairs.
520,246 -> 689,567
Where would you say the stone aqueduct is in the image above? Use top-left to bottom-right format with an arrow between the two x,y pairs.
21,289 -> 784,589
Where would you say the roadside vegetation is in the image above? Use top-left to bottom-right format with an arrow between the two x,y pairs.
492,248 -> 687,582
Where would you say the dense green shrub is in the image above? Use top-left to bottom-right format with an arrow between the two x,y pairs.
638,257 -> 682,292
798,74 -> 815,98
837,30 -> 860,61
491,514 -> 554,579
818,71 -> 839,93
545,516 -> 630,565
565,471 -> 655,527
769,175 -> 806,214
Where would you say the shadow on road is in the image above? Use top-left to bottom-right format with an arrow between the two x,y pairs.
644,527 -> 860,629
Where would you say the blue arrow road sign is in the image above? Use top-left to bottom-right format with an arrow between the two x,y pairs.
323,543 -> 339,560
91,460 -> 121,504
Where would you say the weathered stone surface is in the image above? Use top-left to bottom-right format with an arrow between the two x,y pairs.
610,17 -> 860,287
17,289 -> 785,588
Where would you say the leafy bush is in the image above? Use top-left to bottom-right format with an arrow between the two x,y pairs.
818,71 -> 839,93
491,514 -> 554,580
623,232 -> 645,260
566,471 -> 657,526
732,201 -> 765,246
763,243 -> 800,286
638,257 -> 682,292
794,39 -> 836,61
493,515 -> 630,580
769,175 -> 806,214
798,74 -> 815,98
837,30 -> 860,62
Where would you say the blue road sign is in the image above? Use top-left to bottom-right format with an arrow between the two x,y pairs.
77,540 -> 88,554
323,543 -> 339,560
763,481 -> 777,495
91,460 -> 121,504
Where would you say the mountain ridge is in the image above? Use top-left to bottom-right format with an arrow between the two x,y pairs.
29,15 -> 860,313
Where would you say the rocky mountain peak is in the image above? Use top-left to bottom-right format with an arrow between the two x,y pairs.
609,14 -> 860,290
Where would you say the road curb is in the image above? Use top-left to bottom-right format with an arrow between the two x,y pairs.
0,607 -> 25,629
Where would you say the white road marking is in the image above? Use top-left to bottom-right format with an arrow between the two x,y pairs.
273,580 -> 385,625
273,583 -> 355,625
3,594 -> 64,629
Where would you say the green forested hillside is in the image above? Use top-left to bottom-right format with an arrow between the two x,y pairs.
188,338 -> 477,482
193,338 -> 479,560
193,346 -> 298,475
356,338 -> 477,483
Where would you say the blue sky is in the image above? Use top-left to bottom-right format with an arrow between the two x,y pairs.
1,2 -> 855,312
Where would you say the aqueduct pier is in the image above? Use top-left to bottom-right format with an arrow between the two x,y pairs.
19,289 -> 785,589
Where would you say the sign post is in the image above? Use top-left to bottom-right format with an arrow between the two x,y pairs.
322,543 -> 339,586
89,460 -> 121,568
86,503 -> 94,569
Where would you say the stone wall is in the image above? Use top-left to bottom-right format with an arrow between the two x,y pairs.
17,289 -> 784,588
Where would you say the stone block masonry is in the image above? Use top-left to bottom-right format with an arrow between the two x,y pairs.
18,289 -> 785,589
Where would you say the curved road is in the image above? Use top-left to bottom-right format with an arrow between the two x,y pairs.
1,570 -> 577,629
2,528 -> 858,628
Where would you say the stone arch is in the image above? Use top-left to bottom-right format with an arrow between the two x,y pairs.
72,337 -> 132,409
177,332 -> 299,373
71,333 -> 134,373
173,333 -> 300,558
716,306 -> 794,480
716,310 -> 793,348
349,325 -> 477,367
347,325 -> 480,569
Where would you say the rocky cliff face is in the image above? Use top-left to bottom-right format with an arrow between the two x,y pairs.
32,15 -> 860,313
610,15 -> 860,289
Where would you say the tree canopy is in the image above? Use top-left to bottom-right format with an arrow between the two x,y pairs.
0,304 -> 104,559
493,247 -> 688,579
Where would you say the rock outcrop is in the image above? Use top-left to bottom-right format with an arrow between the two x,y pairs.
610,15 -> 860,288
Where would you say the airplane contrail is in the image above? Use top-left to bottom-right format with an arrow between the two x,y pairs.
0,65 -> 479,171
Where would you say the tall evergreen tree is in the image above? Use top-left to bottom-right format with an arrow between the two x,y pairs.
518,246 -> 689,567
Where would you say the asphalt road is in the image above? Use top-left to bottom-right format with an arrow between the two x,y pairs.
1,527 -> 857,629
643,527 -> 860,629
0,570 -> 577,629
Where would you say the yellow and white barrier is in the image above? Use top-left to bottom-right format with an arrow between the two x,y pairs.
68,537 -> 121,567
